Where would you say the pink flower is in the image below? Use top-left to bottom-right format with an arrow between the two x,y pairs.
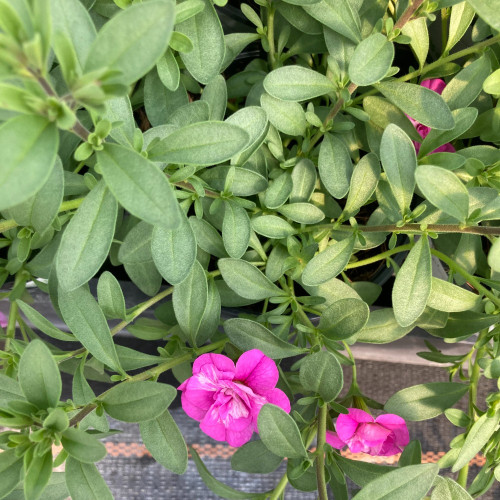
407,79 -> 455,154
0,311 -> 7,328
325,408 -> 409,457
178,349 -> 290,447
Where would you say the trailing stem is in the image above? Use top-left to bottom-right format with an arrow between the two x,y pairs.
316,404 -> 329,500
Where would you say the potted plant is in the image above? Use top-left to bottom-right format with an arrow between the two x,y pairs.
1,0 -> 500,498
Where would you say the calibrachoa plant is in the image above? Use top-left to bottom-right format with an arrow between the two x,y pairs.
0,0 -> 499,499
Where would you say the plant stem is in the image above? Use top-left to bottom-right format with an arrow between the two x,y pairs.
268,473 -> 289,500
431,249 -> 500,308
267,4 -> 277,70
316,404 -> 329,500
394,0 -> 426,30
346,244 -> 412,269
4,301 -> 18,352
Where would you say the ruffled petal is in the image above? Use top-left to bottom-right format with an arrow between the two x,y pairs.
180,391 -> 209,421
262,388 -> 291,414
235,349 -> 279,392
200,409 -> 226,442
375,414 -> 410,448
433,142 -> 455,153
356,422 -> 391,446
325,431 -> 346,449
193,353 -> 235,379
336,409 -> 373,443
226,424 -> 254,447
421,78 -> 446,94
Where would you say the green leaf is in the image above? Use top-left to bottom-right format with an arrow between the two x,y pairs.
65,458 -> 113,500
148,121 -> 249,166
335,455 -> 394,487
201,75 -> 227,121
173,260 -> 208,346
24,451 -> 53,500
318,133 -> 353,199
263,66 -> 335,101
427,277 -> 480,312
444,408 -> 470,428
103,96 -> 135,147
488,237 -> 500,273
426,311 -> 499,339
115,345 -> 162,371
118,221 -> 153,264
0,373 -> 24,406
483,68 -> 500,95
222,201 -> 251,259
219,258 -> 286,300
139,410 -> 188,474
190,447 -> 257,499
56,181 -> 118,291
441,56 -> 491,110
376,81 -> 455,130
0,115 -> 58,211
384,382 -> 468,421
18,339 -> 61,410
226,106 -> 269,166
258,404 -> 307,458
392,236 -> 432,327
466,0 -> 500,31
399,440 -> 422,467
402,17 -> 429,69
200,166 -> 268,196
224,318 -> 304,359
356,308 -> 414,344
101,381 -> 176,422
415,165 -> 469,222
418,107 -> 477,157
344,153 -> 381,216
157,49 -> 180,91
98,144 -> 179,229
319,298 -> 370,340
302,236 -> 355,286
452,411 -> 500,472
58,285 -> 123,374
61,428 -> 107,464
348,33 -> 394,86
97,271 -> 127,320
380,124 -> 417,216
264,172 -> 293,209
260,93 -> 306,136
6,472 -> 69,500
445,2 -> 476,53
304,0 -> 362,43
277,203 -> 325,224
16,300 -> 75,342
152,208 -> 197,285
197,278 -> 221,345
189,216 -> 227,258
176,0 -> 224,84
351,463 -> 438,500
84,0 -> 175,85
290,159 -> 317,202
300,350 -> 343,401
231,440 -> 282,474
0,450 -> 23,499
251,215 -> 296,239
431,476 -> 473,500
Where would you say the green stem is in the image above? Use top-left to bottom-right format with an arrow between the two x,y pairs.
394,0 -> 426,30
316,404 -> 329,500
346,244 -> 412,270
441,8 -> 450,53
431,249 -> 500,308
267,4 -> 277,70
343,342 -> 359,391
268,473 -> 289,500
457,464 -> 469,489
4,301 -> 18,352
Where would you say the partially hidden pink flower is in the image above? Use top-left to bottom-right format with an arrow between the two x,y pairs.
178,349 -> 290,447
407,79 -> 455,155
325,408 -> 409,457
0,311 -> 7,328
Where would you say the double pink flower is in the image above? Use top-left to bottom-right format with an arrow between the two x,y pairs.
178,349 -> 290,447
326,408 -> 409,457
408,79 -> 455,154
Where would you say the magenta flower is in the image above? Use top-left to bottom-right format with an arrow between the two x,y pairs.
325,408 -> 409,457
0,311 -> 7,328
408,79 -> 455,154
178,349 -> 290,447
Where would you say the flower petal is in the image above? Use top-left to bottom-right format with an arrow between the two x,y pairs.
226,424 -> 255,447
336,409 -> 373,443
262,388 -> 291,414
181,391 -> 210,421
200,408 -> 226,442
0,312 -> 7,329
375,414 -> 410,448
235,349 -> 279,392
356,422 -> 391,446
193,353 -> 235,379
325,431 -> 346,449
421,78 -> 446,95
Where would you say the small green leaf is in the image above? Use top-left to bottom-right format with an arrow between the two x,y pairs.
140,410 -> 187,474
65,458 -> 113,500
356,308 -> 414,344
24,450 -> 53,500
201,75 -> 227,121
97,271 -> 127,320
300,350 -> 343,401
385,382 -> 468,421
148,121 -> 249,166
319,298 -> 370,340
84,0 -> 175,85
100,381 -> 176,423
445,2 -> 476,53
127,318 -> 167,341
260,93 -> 306,136
0,450 -> 24,499
318,133 -> 353,199
427,277 -> 481,312
98,144 -> 179,229
392,236 -> 432,327
0,373 -> 24,406
219,258 -> 286,300
488,237 -> 500,273
264,172 -> 293,209
264,66 -> 335,101
56,181 -> 118,291
251,215 -> 296,239
466,0 -> 500,31
277,203 -> 325,224
452,411 -> 500,472
351,463 -> 438,500
431,476 -> 473,500
18,339 -> 61,410
348,33 -> 394,86
402,17 -> 429,69
189,216 -> 227,258
444,408 -> 471,428
398,440 -> 422,467
222,201 -> 251,259
302,237 -> 355,286
258,404 -> 307,458
483,68 -> 500,95
290,158 -> 317,202
376,81 -> 455,130
231,440 -> 282,474
224,318 -> 304,359
61,428 -> 107,464
335,455 -> 394,487
200,166 -> 268,196
415,165 -> 469,222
